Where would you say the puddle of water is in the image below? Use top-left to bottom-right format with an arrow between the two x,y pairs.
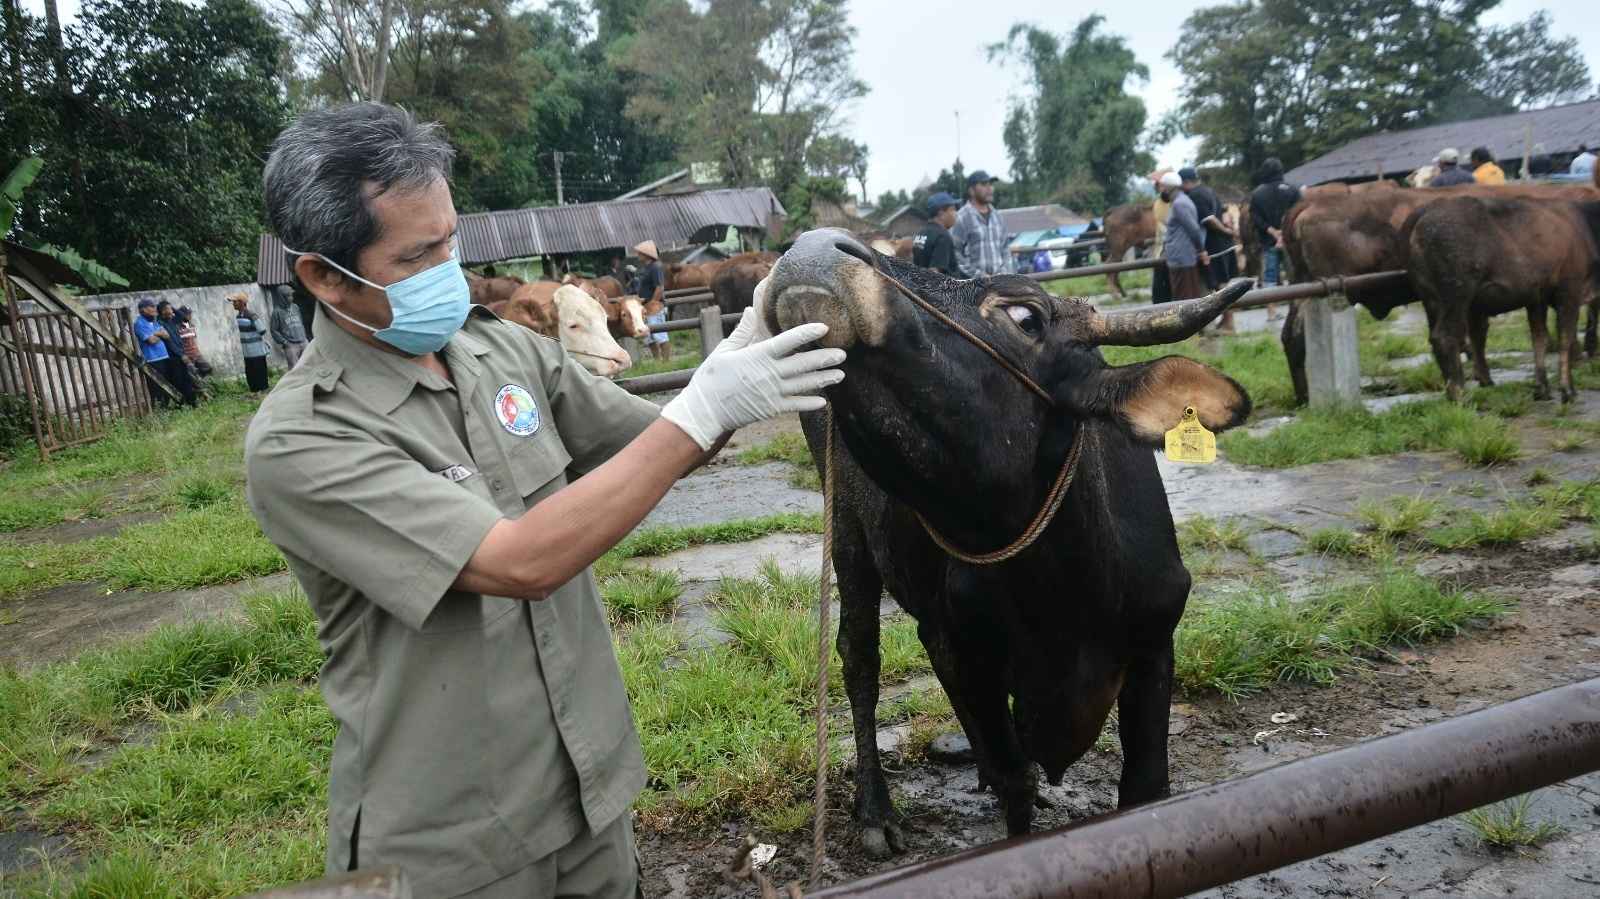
644,462 -> 820,529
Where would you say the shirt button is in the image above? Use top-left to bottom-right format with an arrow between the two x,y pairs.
557,700 -> 568,716
491,479 -> 504,492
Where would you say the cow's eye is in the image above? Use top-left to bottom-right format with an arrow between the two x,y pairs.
1006,304 -> 1042,336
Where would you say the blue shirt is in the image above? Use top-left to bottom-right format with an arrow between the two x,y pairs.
133,316 -> 170,363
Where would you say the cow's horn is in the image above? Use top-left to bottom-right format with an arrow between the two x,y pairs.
1086,278 -> 1253,347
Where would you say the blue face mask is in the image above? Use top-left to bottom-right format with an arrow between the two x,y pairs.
287,245 -> 470,356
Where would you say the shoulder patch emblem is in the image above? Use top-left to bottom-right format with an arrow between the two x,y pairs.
494,384 -> 541,437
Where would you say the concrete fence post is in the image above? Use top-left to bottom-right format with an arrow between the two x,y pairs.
1304,292 -> 1362,406
698,306 -> 723,357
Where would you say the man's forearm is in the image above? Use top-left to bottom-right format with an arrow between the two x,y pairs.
456,419 -> 715,600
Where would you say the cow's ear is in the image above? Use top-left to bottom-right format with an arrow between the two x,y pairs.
1056,355 -> 1251,446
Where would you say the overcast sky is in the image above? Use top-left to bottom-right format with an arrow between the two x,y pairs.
846,0 -> 1600,200
24,0 -> 1599,201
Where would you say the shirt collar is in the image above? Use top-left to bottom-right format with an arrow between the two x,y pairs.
312,304 -> 493,415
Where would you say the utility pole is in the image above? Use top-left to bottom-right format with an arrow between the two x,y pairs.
554,151 -> 564,205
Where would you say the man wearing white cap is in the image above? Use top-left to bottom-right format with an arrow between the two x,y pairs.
630,240 -> 671,361
1428,148 -> 1475,187
1158,170 -> 1209,301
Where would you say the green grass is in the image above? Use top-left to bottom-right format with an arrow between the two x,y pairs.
1427,503 -> 1564,549
0,392 -> 262,534
608,512 -> 823,561
1354,495 -> 1438,539
600,569 -> 683,622
1459,795 -> 1565,853
1174,568 -> 1507,700
622,330 -> 703,379
1042,267 -> 1153,299
1,500 -> 286,599
1306,528 -> 1392,559
735,432 -> 822,491
1531,479 -> 1600,522
1219,399 -> 1520,468
1177,515 -> 1253,555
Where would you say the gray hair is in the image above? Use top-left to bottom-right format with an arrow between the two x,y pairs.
263,103 -> 455,279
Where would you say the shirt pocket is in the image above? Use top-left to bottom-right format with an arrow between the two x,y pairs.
506,429 -> 572,504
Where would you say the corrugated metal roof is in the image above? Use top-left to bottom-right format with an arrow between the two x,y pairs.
1284,99 -> 1600,186
998,204 -> 1089,235
256,188 -> 785,286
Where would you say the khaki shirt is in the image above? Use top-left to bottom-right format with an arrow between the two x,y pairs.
245,306 -> 659,897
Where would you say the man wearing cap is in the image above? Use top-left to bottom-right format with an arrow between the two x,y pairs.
1428,148 -> 1475,187
952,170 -> 1008,278
912,192 -> 961,276
629,240 -> 670,361
133,298 -> 197,407
1159,171 -> 1209,302
245,103 -> 844,899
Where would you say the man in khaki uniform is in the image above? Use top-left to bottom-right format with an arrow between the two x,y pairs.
246,103 -> 843,898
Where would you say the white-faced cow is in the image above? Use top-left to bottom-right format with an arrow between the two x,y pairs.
765,229 -> 1252,856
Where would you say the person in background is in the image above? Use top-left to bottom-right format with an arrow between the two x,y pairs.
1570,144 -> 1596,177
630,240 -> 670,362
155,301 -> 187,361
1428,148 -> 1475,187
952,170 -> 1008,278
1178,167 -> 1238,332
270,284 -> 310,369
1470,147 -> 1505,185
1160,171 -> 1209,303
1528,143 -> 1551,177
175,306 -> 212,378
230,292 -> 271,392
133,298 -> 197,407
912,191 -> 961,276
1248,157 -> 1301,323
1149,169 -> 1173,304
607,254 -> 629,286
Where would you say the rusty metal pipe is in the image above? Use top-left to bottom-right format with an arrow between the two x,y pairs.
807,677 -> 1600,899
1028,256 -> 1163,281
1228,271 -> 1409,311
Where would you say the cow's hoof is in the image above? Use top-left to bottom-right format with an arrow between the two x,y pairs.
860,823 -> 903,858
1534,386 -> 1553,402
1561,389 -> 1578,405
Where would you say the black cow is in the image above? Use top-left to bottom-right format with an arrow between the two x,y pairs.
765,229 -> 1253,856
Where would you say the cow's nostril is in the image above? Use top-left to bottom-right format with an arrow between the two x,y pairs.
833,239 -> 875,266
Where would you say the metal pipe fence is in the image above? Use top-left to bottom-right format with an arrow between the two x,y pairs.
807,677 -> 1600,899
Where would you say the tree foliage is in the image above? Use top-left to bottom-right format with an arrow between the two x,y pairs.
619,0 -> 867,194
2,0 -> 290,289
1167,0 -> 1594,177
989,16 -> 1153,214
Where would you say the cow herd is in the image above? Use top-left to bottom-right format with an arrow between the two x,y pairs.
464,251 -> 788,378
1102,168 -> 1600,405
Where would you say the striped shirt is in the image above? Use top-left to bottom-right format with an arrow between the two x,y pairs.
237,311 -> 270,359
952,202 -> 1009,278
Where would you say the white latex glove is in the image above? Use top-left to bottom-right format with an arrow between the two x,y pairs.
662,310 -> 844,450
746,276 -> 777,343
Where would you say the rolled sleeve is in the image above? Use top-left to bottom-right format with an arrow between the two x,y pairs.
246,427 -> 505,631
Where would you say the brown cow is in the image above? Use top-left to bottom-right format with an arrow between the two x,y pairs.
709,252 -> 777,315
1278,182 -> 1599,404
664,261 -> 717,291
466,272 -> 525,306
1101,203 -> 1156,298
1402,188 -> 1600,403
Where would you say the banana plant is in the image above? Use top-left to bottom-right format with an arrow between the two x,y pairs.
2,157 -> 130,289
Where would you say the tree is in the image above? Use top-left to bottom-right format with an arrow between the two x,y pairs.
10,0 -> 291,288
1168,0 -> 1593,177
620,0 -> 867,195
807,134 -> 868,198
276,0 -> 396,101
988,16 -> 1153,214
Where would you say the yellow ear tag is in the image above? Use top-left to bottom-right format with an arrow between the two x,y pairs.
1164,406 -> 1216,464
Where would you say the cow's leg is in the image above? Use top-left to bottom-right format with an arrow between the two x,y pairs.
1106,268 -> 1124,299
925,626 -> 1036,836
1468,311 -> 1494,387
1556,290 -> 1582,403
1117,639 -> 1175,808
1528,304 -> 1552,401
1426,302 -> 1469,402
1281,302 -> 1308,406
1585,292 -> 1598,358
834,527 -> 900,858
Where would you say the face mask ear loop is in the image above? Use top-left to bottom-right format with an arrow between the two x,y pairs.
282,247 -> 386,333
